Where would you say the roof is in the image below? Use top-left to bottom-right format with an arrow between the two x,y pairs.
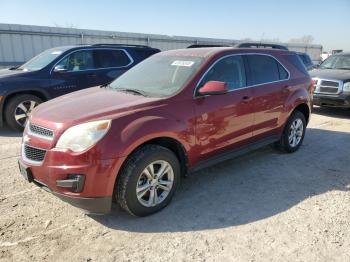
47,44 -> 157,51
158,47 -> 292,58
334,52 -> 350,56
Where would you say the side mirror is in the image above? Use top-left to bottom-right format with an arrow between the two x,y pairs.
53,65 -> 68,73
198,81 -> 228,96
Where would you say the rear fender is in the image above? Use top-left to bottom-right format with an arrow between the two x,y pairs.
279,86 -> 311,133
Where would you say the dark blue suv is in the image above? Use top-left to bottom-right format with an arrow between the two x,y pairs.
0,44 -> 160,130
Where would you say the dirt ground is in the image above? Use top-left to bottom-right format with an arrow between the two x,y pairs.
0,107 -> 349,262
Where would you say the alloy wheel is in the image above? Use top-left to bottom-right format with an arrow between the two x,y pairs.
14,100 -> 38,127
136,160 -> 174,207
288,118 -> 304,147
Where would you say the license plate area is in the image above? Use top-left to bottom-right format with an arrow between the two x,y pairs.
18,161 -> 34,182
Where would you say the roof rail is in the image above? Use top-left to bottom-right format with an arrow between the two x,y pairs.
91,43 -> 153,48
235,42 -> 289,51
187,44 -> 232,48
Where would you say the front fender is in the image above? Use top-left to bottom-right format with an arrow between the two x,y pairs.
124,115 -> 190,157
100,112 -> 194,160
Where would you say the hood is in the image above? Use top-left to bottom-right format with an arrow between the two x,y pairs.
31,87 -> 163,131
309,68 -> 350,82
0,68 -> 29,79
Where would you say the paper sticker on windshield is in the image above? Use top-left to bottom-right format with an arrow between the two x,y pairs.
171,60 -> 195,67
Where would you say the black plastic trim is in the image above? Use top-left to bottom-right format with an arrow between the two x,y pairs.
313,94 -> 350,108
53,192 -> 112,214
189,135 -> 279,173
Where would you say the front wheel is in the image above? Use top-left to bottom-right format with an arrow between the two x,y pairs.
277,111 -> 306,153
116,145 -> 181,217
5,94 -> 42,131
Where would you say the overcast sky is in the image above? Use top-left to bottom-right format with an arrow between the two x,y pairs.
1,0 -> 349,51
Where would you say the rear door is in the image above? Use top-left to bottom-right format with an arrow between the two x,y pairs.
93,49 -> 133,85
194,55 -> 254,161
245,54 -> 290,138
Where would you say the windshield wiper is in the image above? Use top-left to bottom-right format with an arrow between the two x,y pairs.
100,83 -> 110,88
116,88 -> 148,97
335,68 -> 350,70
9,67 -> 23,71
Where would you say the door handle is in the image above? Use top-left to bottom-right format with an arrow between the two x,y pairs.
242,96 -> 252,102
87,73 -> 97,77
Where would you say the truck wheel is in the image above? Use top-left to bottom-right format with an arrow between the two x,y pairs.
116,145 -> 181,217
5,94 -> 42,131
277,111 -> 306,153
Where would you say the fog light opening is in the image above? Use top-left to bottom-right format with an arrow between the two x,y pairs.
56,174 -> 85,193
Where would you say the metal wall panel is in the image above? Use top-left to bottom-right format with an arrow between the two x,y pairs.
0,23 -> 323,68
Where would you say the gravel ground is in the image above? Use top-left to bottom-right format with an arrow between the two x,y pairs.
0,107 -> 349,262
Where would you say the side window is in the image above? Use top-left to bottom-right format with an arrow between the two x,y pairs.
134,49 -> 158,60
94,49 -> 131,68
246,55 -> 280,85
278,63 -> 289,80
305,55 -> 312,65
56,50 -> 94,71
298,54 -> 307,64
286,54 -> 308,75
199,55 -> 246,91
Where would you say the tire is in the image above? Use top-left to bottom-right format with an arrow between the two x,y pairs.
5,94 -> 42,131
115,145 -> 181,217
116,145 -> 181,217
277,110 -> 306,153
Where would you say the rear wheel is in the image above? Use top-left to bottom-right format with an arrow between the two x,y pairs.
116,145 -> 180,217
5,94 -> 42,131
277,111 -> 306,153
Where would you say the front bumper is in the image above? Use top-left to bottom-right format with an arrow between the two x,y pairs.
29,174 -> 112,214
313,93 -> 350,108
19,147 -> 126,214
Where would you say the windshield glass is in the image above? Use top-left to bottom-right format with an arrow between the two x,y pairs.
109,55 -> 205,97
319,55 -> 350,70
18,47 -> 69,71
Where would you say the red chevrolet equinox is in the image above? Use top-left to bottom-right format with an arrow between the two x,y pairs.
19,47 -> 313,216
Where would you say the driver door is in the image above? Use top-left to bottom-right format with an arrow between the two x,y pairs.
194,55 -> 254,162
50,49 -> 97,98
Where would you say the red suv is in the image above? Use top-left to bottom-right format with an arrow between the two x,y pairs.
19,47 -> 313,216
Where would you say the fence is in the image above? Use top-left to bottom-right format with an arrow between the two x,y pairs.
0,23 -> 323,68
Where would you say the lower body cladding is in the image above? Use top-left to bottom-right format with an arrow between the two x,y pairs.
18,149 -> 126,214
313,93 -> 350,108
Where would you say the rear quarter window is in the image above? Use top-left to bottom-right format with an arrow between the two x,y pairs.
278,63 -> 289,80
134,49 -> 159,60
286,54 -> 309,75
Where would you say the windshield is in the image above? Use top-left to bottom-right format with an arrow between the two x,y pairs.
109,55 -> 205,97
18,47 -> 69,72
319,55 -> 350,70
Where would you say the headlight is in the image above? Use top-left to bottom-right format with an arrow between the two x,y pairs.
56,120 -> 111,152
343,82 -> 350,94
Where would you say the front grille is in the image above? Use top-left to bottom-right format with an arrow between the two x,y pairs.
321,80 -> 339,87
314,78 -> 341,94
319,86 -> 338,93
24,144 -> 46,162
29,124 -> 54,138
